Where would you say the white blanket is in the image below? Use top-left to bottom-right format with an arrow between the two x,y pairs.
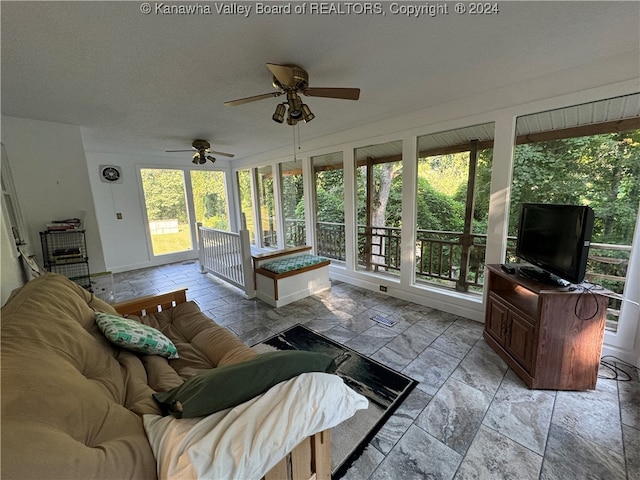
143,372 -> 368,480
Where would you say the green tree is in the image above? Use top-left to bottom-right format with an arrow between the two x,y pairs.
509,132 -> 640,244
140,169 -> 187,223
416,178 -> 464,231
191,170 -> 228,230
310,168 -> 345,223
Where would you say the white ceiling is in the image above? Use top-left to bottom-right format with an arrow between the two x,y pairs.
2,1 -> 639,162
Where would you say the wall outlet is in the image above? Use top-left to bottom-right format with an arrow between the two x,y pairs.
116,212 -> 123,219
379,285 -> 387,292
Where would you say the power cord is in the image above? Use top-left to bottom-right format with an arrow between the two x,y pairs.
598,355 -> 639,382
573,283 -> 604,321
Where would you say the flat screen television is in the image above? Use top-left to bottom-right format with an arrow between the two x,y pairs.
515,203 -> 594,285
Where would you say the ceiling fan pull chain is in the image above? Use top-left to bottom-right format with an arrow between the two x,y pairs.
292,125 -> 297,161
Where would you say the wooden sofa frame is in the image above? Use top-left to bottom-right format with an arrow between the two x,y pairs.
113,288 -> 332,480
252,246 -> 331,308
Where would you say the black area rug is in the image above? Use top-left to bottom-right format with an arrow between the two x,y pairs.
254,324 -> 417,479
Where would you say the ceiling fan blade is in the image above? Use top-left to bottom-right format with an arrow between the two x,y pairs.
209,150 -> 235,158
166,149 -> 195,152
304,87 -> 360,100
225,91 -> 282,106
266,63 -> 296,88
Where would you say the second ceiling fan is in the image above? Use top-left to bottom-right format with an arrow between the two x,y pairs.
166,139 -> 234,165
225,63 -> 360,125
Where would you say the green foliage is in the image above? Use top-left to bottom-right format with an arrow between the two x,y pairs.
311,168 -> 346,223
282,173 -> 304,219
355,161 -> 403,227
418,153 -> 468,196
191,170 -> 228,230
508,132 -> 640,244
237,170 -> 256,241
140,169 -> 188,223
416,177 -> 464,231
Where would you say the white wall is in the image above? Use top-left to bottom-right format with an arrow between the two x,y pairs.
1,116 -> 106,274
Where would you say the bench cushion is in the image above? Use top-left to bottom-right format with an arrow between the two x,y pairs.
260,254 -> 328,274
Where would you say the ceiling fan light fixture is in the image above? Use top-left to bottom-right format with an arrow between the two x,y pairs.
272,103 -> 286,123
286,114 -> 298,126
287,92 -> 303,120
206,155 -> 216,164
301,104 -> 315,122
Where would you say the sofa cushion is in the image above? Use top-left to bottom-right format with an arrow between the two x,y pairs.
153,350 -> 337,418
260,253 -> 328,274
95,312 -> 179,359
1,273 -> 261,480
135,300 -> 257,378
1,273 -> 158,480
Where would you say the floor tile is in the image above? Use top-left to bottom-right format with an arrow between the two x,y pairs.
429,323 -> 482,359
482,370 -> 554,454
449,342 -> 508,397
384,322 -> 439,358
552,388 -> 623,453
623,424 -> 640,480
540,424 -> 626,480
111,262 -> 636,480
415,377 -> 491,454
370,424 -> 461,480
619,376 -> 640,429
454,425 -> 542,480
370,388 -> 432,455
403,346 -> 461,396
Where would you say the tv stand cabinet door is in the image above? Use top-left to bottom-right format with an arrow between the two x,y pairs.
505,309 -> 536,375
486,293 -> 508,343
485,293 -> 536,378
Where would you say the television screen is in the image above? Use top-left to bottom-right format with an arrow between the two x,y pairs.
516,203 -> 594,285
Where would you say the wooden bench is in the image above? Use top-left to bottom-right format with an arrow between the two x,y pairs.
252,246 -> 331,308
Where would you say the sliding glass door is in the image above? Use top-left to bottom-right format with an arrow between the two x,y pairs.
140,168 -> 192,256
140,167 -> 231,258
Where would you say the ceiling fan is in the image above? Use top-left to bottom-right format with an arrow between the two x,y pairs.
166,139 -> 235,165
225,63 -> 360,125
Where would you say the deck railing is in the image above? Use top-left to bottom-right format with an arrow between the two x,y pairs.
281,220 -> 629,330
197,223 -> 255,298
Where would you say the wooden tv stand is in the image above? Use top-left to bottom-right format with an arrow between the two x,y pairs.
483,264 -> 608,390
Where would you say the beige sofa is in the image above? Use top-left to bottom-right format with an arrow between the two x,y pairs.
1,273 -> 340,479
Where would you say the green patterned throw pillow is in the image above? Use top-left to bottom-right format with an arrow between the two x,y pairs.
95,313 -> 179,359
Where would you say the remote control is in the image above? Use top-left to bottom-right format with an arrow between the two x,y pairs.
501,264 -> 516,274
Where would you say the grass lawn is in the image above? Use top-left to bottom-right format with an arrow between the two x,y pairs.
150,224 -> 192,255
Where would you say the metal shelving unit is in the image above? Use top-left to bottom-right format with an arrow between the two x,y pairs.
40,230 -> 91,289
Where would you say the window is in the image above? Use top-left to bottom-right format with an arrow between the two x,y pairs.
140,168 -> 192,256
191,170 -> 228,230
280,160 -> 305,247
236,169 -> 256,244
415,123 -> 495,292
312,152 -> 345,261
355,140 -> 403,276
257,165 -> 277,247
508,94 -> 640,332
